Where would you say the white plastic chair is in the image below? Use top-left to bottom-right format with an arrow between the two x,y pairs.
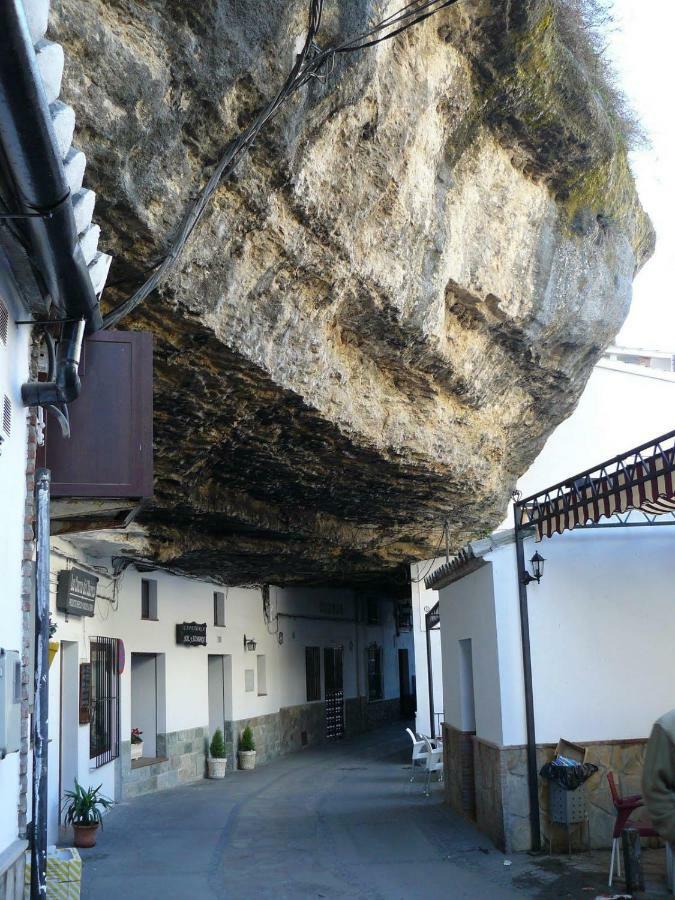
406,728 -> 428,782
422,736 -> 444,796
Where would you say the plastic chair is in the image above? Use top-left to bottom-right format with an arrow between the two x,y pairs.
607,770 -> 658,886
422,736 -> 443,796
406,728 -> 429,782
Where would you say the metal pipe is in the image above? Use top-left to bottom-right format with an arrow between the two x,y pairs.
425,610 -> 435,740
514,504 -> 541,851
31,468 -> 51,899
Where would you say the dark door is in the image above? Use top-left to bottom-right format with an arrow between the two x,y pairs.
398,648 -> 413,717
324,647 -> 344,741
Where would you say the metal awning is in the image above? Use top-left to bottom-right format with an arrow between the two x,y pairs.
518,428 -> 675,541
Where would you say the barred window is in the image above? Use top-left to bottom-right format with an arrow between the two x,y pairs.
90,637 -> 120,768
305,646 -> 321,702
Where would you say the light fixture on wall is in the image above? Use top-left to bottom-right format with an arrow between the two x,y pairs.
521,551 -> 546,586
243,635 -> 257,651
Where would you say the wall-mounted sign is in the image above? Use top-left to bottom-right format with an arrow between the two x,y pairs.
176,622 -> 207,646
79,663 -> 92,725
56,568 -> 98,617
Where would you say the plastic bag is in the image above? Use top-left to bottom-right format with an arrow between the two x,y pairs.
539,760 -> 598,790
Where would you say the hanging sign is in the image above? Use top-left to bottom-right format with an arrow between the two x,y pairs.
176,622 -> 207,646
56,568 -> 98,617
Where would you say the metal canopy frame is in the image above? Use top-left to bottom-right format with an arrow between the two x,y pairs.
513,426 -> 675,852
425,602 -> 440,739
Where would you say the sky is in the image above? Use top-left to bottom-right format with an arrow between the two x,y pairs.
609,0 -> 675,350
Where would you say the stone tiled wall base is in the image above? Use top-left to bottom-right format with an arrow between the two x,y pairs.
230,712 -> 282,767
279,701 -> 326,754
460,736 -> 650,853
443,724 -> 478,819
536,739 -> 650,852
121,727 -> 207,799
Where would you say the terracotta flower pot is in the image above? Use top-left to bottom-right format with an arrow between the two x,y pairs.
208,757 -> 227,779
238,750 -> 256,770
73,823 -> 99,848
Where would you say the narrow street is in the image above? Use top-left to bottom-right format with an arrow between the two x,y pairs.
76,722 -> 662,899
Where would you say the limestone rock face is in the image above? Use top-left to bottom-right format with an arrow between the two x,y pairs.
51,0 -> 652,585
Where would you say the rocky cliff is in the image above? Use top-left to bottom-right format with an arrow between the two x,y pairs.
51,0 -> 653,585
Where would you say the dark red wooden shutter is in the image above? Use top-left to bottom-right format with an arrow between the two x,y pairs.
40,330 -> 153,498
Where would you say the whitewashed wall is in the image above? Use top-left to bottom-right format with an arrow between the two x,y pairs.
0,297 -> 30,857
438,563 -> 503,746
438,523 -> 675,751
46,539 -> 413,841
410,561 -> 443,736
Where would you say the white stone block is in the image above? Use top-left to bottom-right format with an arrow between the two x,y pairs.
88,252 -> 112,296
35,39 -> 64,104
78,223 -> 100,264
71,188 -> 95,236
63,147 -> 86,194
23,0 -> 50,44
49,100 -> 75,159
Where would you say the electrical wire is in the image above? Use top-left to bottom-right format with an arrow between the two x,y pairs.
102,0 -> 460,329
409,522 -> 449,583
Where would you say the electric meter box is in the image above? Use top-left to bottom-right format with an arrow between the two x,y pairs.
0,648 -> 22,758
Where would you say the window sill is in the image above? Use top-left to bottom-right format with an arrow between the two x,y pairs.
257,693 -> 268,697
367,698 -> 385,704
141,617 -> 159,622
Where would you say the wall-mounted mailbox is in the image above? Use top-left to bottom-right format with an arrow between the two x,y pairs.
39,330 -> 153,499
0,648 -> 21,758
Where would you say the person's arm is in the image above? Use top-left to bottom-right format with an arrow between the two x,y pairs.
643,723 -> 675,842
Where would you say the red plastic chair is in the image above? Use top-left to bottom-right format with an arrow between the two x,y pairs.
607,771 -> 658,886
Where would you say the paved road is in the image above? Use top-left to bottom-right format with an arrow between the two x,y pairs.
78,722 -> 664,899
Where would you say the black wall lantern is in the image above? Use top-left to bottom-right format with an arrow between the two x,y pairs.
522,551 -> 546,585
243,635 -> 257,651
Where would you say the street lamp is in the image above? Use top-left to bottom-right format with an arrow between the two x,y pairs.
522,551 -> 545,586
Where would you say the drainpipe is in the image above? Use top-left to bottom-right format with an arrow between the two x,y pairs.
31,468 -> 51,899
425,609 -> 435,740
513,506 -> 542,851
0,0 -> 102,429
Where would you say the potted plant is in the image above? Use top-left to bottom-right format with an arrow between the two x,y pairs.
238,726 -> 256,770
63,780 -> 112,848
208,728 -> 227,778
130,728 -> 143,760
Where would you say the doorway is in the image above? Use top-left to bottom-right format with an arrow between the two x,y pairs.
131,653 -> 158,759
398,648 -> 414,718
59,642 -> 79,829
324,647 -> 344,741
208,654 -> 232,740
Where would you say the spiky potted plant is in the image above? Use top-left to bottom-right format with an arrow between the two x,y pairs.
208,728 -> 227,778
238,726 -> 256,770
63,779 -> 112,848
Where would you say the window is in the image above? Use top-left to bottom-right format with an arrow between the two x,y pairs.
89,637 -> 120,767
256,655 -> 267,696
244,669 -> 255,692
366,643 -> 383,702
366,597 -> 379,625
214,591 -> 225,627
141,579 -> 158,620
305,647 -> 321,702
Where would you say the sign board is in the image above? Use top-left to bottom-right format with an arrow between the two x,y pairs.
79,663 -> 91,725
56,569 -> 98,617
176,622 -> 207,646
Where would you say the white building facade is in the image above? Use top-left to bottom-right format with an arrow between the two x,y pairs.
46,536 -> 415,844
412,356 -> 675,852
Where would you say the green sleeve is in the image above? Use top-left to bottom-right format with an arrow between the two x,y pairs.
643,723 -> 675,842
